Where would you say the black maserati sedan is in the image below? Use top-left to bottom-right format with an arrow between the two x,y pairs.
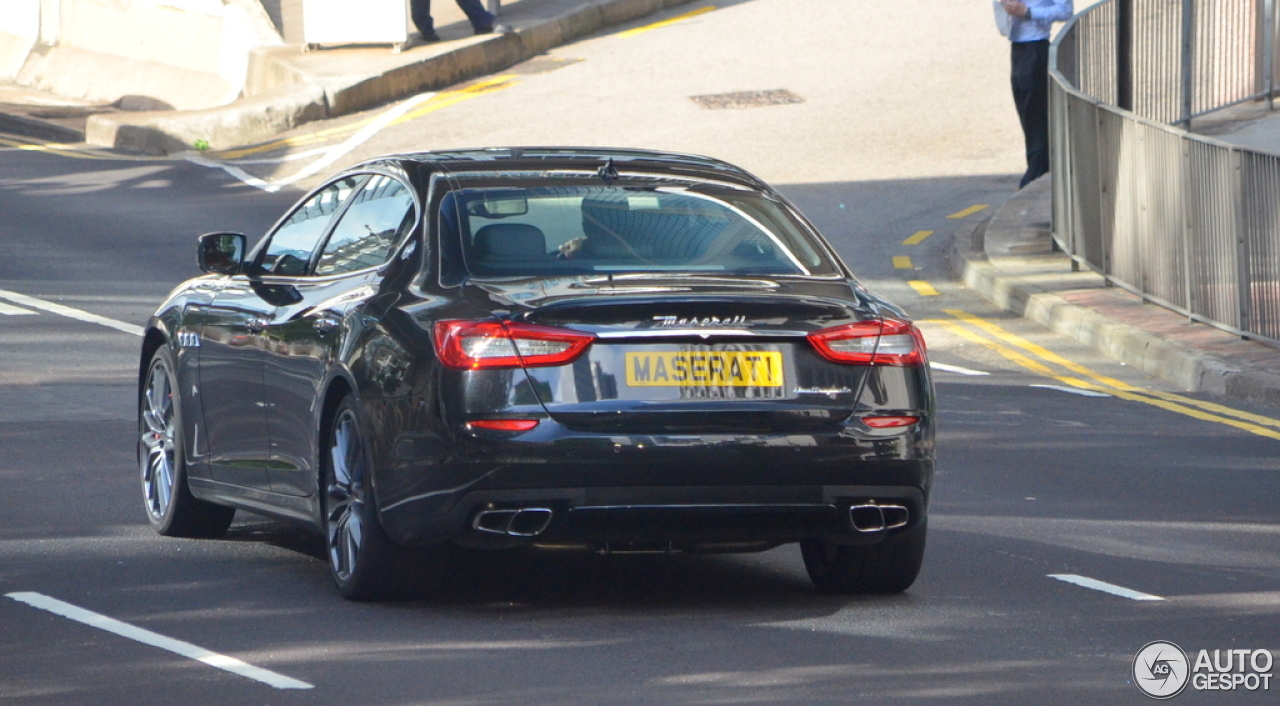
137,147 -> 935,600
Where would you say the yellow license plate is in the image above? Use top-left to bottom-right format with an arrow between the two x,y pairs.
625,351 -> 784,387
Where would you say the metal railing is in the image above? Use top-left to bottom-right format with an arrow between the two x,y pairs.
1050,0 -> 1280,345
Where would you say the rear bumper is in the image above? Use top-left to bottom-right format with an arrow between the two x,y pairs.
384,483 -> 927,550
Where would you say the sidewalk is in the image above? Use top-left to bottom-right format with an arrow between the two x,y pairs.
949,169 -> 1280,408
0,0 -> 697,154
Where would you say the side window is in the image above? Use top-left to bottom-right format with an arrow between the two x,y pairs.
315,175 -> 416,276
258,176 -> 365,276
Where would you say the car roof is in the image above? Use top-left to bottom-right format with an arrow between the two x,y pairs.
353,147 -> 771,191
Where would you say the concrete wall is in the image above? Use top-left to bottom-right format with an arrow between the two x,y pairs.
4,0 -> 282,110
0,0 -> 40,80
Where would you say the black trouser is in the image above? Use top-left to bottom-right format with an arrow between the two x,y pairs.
410,0 -> 494,34
1011,39 -> 1050,189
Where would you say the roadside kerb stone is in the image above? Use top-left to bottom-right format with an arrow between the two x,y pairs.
948,184 -> 1280,408
85,0 -> 696,155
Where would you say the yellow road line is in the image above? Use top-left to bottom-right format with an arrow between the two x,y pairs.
903,230 -> 933,246
908,280 -> 940,296
947,204 -> 989,219
942,309 -> 1280,430
619,6 -> 716,38
0,135 -> 149,161
892,256 -> 913,269
944,309 -> 1132,390
934,310 -> 1280,441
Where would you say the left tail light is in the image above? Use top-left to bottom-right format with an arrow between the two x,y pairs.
434,320 -> 595,370
807,319 -> 927,367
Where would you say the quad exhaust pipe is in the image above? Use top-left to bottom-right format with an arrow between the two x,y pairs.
849,503 -> 909,533
472,507 -> 554,537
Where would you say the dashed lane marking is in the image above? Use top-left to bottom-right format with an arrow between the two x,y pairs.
946,204 -> 989,219
892,256 -> 913,269
903,230 -> 933,246
1048,575 -> 1165,601
908,280 -> 940,296
0,289 -> 143,336
929,362 -> 990,376
619,5 -> 717,38
6,592 -> 313,690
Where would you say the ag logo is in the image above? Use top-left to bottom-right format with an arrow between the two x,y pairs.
1134,641 -> 1190,699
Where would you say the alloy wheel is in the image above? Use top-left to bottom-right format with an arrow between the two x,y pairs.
326,409 -> 366,582
140,358 -> 177,521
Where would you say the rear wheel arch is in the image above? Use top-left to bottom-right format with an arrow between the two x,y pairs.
316,375 -> 357,498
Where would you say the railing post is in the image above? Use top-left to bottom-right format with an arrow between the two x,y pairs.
1233,150 -> 1253,337
1117,0 -> 1134,112
1180,139 -> 1196,321
488,0 -> 500,18
1266,0 -> 1276,109
1180,0 -> 1195,126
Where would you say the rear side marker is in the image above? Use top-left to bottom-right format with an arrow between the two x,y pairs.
467,419 -> 540,432
861,416 -> 920,429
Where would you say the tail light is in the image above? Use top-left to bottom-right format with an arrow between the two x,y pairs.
434,320 -> 595,369
807,319 -> 927,367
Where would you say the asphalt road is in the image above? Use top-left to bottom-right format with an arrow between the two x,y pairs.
2,1 -> 1278,703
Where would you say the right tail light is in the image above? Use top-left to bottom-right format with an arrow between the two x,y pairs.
807,319 -> 927,367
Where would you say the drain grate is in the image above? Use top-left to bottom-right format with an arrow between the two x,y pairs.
689,89 -> 803,110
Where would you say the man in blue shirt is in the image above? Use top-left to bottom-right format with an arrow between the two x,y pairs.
1000,0 -> 1074,188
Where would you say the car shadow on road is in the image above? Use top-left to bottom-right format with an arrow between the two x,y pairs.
219,512 -> 919,614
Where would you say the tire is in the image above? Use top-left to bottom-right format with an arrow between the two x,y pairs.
322,395 -> 447,600
800,519 -> 927,594
139,346 -> 235,538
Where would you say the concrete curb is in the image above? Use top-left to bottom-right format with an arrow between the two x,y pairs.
947,184 -> 1280,408
84,0 -> 695,155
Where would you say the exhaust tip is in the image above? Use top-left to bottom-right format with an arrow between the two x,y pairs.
472,507 -> 554,537
849,503 -> 909,533
508,508 -> 553,537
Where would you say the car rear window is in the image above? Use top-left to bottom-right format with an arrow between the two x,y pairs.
437,184 -> 837,281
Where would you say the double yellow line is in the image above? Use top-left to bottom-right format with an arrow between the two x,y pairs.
929,309 -> 1280,441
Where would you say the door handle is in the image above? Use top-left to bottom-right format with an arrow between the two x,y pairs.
313,315 -> 341,334
245,317 -> 270,333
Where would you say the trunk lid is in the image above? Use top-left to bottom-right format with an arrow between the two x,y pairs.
461,276 -> 882,433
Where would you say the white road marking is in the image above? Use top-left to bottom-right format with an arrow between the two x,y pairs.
1031,384 -> 1113,398
184,155 -> 275,191
0,289 -> 144,336
929,362 -> 990,376
1047,574 -> 1165,601
5,592 -> 314,690
188,91 -> 438,192
0,301 -> 37,316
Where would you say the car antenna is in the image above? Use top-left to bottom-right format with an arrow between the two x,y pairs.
597,159 -> 618,185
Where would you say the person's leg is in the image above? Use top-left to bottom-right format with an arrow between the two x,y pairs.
454,0 -> 496,32
1011,40 -> 1051,188
410,0 -> 436,36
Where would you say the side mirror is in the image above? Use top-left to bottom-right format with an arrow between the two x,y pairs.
197,232 -> 246,275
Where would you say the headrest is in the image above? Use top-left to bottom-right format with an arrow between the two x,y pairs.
473,223 -> 546,260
